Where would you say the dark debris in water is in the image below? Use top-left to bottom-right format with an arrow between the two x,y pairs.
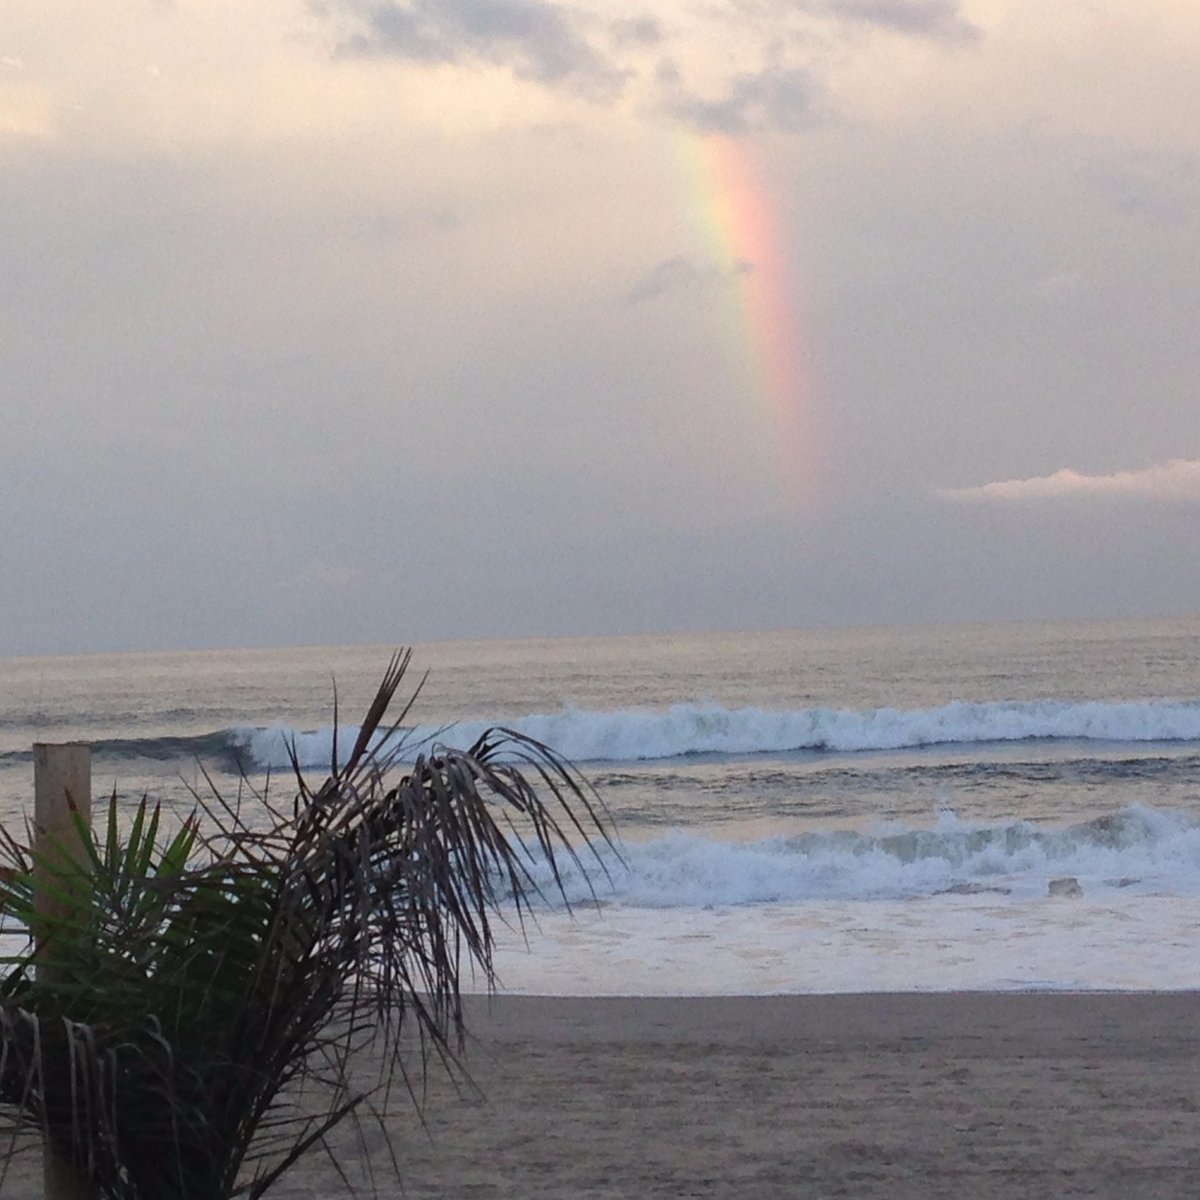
933,882 -> 1013,896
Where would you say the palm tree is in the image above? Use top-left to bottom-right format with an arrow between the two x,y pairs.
0,651 -> 611,1198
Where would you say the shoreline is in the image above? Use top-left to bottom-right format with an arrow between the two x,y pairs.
482,988 -> 1200,998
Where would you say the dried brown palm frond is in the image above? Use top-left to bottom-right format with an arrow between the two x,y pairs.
0,651 -> 613,1198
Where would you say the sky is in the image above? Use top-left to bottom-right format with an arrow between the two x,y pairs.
2,0 -> 1199,655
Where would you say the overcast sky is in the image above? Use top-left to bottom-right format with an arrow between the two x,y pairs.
2,0 -> 1198,655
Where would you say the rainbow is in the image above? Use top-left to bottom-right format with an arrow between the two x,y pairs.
679,135 -> 817,503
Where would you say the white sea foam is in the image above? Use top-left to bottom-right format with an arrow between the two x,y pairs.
512,805 -> 1200,909
229,696 -> 1200,769
487,804 -> 1200,994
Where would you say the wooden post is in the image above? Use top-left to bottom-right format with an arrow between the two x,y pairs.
33,743 -> 93,1200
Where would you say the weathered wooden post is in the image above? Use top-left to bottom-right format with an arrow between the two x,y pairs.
33,743 -> 93,1200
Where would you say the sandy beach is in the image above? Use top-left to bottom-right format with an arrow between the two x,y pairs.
369,992 -> 1200,1200
4,992 -> 1197,1198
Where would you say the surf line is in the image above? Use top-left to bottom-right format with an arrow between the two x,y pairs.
679,133 -> 817,504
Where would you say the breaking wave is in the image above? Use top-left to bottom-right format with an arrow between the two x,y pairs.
514,805 -> 1200,907
9,697 -> 1197,774
228,696 -> 1200,769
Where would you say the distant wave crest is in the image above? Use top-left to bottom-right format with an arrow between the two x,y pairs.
17,697 -> 1195,774
226,697 -> 1200,770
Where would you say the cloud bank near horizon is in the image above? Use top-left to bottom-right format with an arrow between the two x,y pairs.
939,458 -> 1200,503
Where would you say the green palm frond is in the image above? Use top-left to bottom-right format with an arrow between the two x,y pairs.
0,652 -> 613,1199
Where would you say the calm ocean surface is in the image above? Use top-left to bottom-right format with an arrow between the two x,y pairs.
3,618 -> 1199,994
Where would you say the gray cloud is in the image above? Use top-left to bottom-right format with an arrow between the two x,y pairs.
608,15 -> 663,48
623,255 -> 752,305
334,0 -> 628,99
660,63 -> 824,134
1083,151 -> 1200,224
801,0 -> 980,42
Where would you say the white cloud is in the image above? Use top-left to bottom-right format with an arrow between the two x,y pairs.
939,458 -> 1200,502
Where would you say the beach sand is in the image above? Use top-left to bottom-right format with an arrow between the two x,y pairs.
333,993 -> 1200,1199
4,993 -> 1198,1197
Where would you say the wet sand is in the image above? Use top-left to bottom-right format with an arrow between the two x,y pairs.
4,993 -> 1199,1197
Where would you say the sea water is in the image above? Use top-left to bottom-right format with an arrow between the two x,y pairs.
2,618 -> 1199,994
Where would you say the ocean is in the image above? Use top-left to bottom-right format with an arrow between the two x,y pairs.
2,618 -> 1199,995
